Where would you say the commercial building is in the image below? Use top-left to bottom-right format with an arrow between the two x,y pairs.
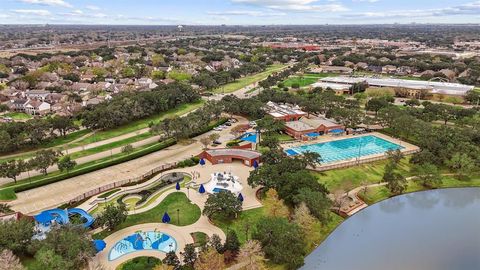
265,101 -> 307,122
319,76 -> 475,96
285,117 -> 345,141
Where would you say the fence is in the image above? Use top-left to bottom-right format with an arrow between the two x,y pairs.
313,149 -> 420,172
69,162 -> 178,204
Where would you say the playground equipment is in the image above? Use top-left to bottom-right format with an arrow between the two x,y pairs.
34,208 -> 95,228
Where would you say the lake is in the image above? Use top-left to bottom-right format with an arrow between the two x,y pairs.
302,188 -> 480,270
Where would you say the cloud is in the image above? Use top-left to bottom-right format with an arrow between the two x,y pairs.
352,0 -> 379,3
207,10 -> 286,17
18,0 -> 72,8
231,0 -> 348,12
13,9 -> 51,16
86,5 -> 100,11
347,1 -> 480,19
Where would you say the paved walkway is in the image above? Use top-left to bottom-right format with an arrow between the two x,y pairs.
8,117 -> 248,214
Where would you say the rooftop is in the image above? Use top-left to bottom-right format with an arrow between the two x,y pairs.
205,149 -> 261,159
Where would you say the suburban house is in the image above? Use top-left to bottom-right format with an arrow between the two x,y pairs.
284,117 -> 345,140
24,100 -> 51,115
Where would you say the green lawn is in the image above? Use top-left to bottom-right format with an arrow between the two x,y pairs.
69,100 -> 204,146
360,174 -> 480,205
271,133 -> 294,142
213,64 -> 287,94
281,73 -> 337,88
211,207 -> 265,244
3,112 -> 33,120
93,192 -> 201,239
313,158 -> 412,191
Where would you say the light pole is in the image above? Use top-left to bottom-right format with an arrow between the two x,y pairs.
177,209 -> 180,225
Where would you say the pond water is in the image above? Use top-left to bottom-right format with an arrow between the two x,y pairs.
302,188 -> 480,270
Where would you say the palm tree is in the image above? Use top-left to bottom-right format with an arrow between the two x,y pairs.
0,203 -> 13,214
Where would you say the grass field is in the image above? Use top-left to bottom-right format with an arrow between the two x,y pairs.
3,112 -> 33,120
313,158 -> 412,191
213,64 -> 287,94
359,174 -> 480,205
282,73 -> 337,88
94,192 -> 201,239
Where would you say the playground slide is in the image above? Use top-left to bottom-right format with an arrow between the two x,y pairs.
68,208 -> 95,228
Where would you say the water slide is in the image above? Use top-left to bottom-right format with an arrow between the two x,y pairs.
45,208 -> 70,225
68,208 -> 95,228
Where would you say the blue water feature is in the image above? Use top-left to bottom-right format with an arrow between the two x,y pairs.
285,135 -> 403,163
212,187 -> 229,193
109,231 -> 177,261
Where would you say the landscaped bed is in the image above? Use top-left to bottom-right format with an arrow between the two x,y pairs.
94,192 -> 201,239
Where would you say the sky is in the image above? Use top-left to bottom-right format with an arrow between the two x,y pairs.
0,0 -> 479,25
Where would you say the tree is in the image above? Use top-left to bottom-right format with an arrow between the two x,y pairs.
405,99 -> 421,107
31,247 -> 69,270
259,135 -> 279,149
97,204 -> 127,231
263,189 -> 289,218
31,149 -> 61,175
0,204 -> 13,215
199,136 -> 213,150
208,234 -> 224,253
223,230 -> 240,263
203,191 -> 242,219
412,163 -> 442,188
180,244 -> 197,268
49,116 -> 77,137
0,218 -> 34,255
292,203 -> 316,237
121,144 -> 134,154
252,217 -> 305,269
194,247 -> 225,270
446,153 -> 476,179
0,249 -> 24,270
238,240 -> 266,270
384,162 -> 407,195
0,160 -> 26,184
57,155 -> 76,173
162,251 -> 180,270
31,226 -> 96,270
209,133 -> 220,143
365,97 -> 391,115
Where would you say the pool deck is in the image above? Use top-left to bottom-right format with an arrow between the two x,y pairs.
280,132 -> 420,172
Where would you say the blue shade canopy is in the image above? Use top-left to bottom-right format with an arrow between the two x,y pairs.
238,193 -> 244,202
34,211 -> 54,225
253,160 -> 259,169
93,240 -> 106,253
162,212 -> 171,223
176,182 -> 180,190
306,132 -> 320,137
330,129 -> 344,134
199,158 -> 206,165
199,184 -> 206,194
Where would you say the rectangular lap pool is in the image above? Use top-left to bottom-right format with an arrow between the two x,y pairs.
285,135 -> 404,164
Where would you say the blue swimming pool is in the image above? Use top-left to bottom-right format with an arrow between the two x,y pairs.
108,231 -> 176,261
285,135 -> 403,163
212,187 -> 228,193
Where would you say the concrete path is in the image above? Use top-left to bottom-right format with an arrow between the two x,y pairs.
9,117 -> 249,214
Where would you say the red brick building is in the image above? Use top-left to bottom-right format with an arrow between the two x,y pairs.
285,117 -> 345,141
199,148 -> 261,167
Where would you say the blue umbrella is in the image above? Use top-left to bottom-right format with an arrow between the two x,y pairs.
199,184 -> 205,194
253,160 -> 259,169
199,158 -> 206,166
175,182 -> 180,191
238,193 -> 244,202
93,240 -> 106,253
162,212 -> 171,223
